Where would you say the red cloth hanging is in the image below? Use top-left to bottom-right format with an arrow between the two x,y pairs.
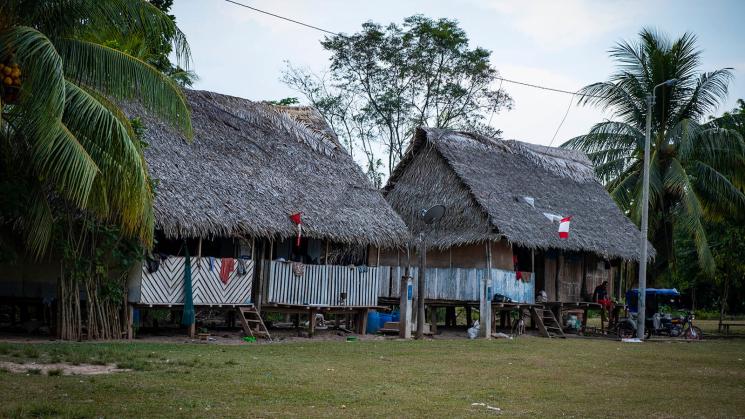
289,212 -> 303,247
220,258 -> 236,284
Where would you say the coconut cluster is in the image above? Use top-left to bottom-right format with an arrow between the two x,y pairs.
0,60 -> 21,103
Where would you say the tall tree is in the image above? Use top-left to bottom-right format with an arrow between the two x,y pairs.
0,0 -> 192,255
564,29 -> 745,282
283,15 -> 512,183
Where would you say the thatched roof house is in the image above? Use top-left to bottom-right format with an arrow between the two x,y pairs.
384,127 -> 652,262
129,89 -> 408,247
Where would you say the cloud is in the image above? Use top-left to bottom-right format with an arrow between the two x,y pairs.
491,64 -> 612,146
481,0 -> 643,50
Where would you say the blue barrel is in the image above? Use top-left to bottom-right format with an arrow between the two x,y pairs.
379,313 -> 393,328
391,310 -> 400,322
366,311 -> 381,334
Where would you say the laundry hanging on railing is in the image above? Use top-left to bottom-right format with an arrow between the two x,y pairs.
220,258 -> 236,284
292,261 -> 305,277
236,257 -> 249,276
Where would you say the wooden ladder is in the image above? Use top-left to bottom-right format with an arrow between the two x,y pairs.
530,306 -> 566,339
237,306 -> 272,341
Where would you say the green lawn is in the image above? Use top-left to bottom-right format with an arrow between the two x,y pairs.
0,337 -> 744,418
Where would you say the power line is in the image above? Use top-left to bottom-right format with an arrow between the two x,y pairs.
549,94 -> 575,147
223,0 -> 341,36
222,0 -> 608,102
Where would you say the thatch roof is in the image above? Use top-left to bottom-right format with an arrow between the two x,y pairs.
125,89 -> 409,246
384,127 -> 653,261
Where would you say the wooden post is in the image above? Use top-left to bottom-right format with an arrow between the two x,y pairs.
127,305 -> 134,340
188,311 -> 196,339
325,240 -> 330,265
416,234 -> 426,339
554,251 -> 564,302
376,247 -> 381,267
445,307 -> 455,327
400,245 -> 414,339
580,254 -> 587,301
531,249 -> 535,274
308,308 -> 317,338
466,306 -> 472,326
357,309 -> 369,335
257,240 -> 273,313
480,242 -> 492,339
429,307 -> 437,334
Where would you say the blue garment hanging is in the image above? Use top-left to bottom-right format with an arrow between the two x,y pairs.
182,247 -> 195,326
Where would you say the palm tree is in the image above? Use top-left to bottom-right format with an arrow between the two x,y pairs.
564,29 -> 745,281
0,0 -> 192,255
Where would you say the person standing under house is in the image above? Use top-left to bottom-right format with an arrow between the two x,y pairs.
593,281 -> 613,332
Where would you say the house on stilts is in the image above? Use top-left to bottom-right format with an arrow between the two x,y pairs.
125,90 -> 409,337
371,127 -> 652,335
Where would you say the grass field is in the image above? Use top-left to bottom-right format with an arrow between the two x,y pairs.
0,337 -> 744,418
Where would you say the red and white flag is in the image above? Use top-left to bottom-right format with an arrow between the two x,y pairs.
558,216 -> 572,239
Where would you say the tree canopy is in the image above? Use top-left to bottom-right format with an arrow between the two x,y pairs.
283,15 -> 512,186
0,0 -> 192,255
564,29 -> 745,282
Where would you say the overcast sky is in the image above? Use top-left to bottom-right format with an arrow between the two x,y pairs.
172,0 -> 745,148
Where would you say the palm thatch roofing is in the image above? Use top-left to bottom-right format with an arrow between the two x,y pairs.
124,89 -> 409,246
384,127 -> 653,261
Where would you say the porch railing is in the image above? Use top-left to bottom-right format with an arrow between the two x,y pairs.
136,257 -> 254,306
265,261 -> 386,307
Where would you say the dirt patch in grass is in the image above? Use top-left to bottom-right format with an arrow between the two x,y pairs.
0,361 -> 130,376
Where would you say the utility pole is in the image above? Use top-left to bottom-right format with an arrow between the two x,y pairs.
416,232 -> 426,339
638,79 -> 677,340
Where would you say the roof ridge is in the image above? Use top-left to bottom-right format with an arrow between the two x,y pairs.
196,90 -> 339,157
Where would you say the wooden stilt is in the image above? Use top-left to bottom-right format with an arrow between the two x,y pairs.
308,308 -> 317,338
466,306 -> 472,326
357,309 -> 369,335
429,307 -> 438,334
127,305 -> 134,340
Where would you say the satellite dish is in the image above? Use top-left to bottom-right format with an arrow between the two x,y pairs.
421,205 -> 446,225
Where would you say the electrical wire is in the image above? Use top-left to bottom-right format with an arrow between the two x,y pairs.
223,0 -> 341,36
221,0 -> 608,102
548,94 -> 574,147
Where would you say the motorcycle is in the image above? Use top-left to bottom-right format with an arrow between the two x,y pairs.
616,288 -> 703,340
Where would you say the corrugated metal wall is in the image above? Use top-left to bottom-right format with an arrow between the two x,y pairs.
382,266 -> 535,303
265,262 -> 385,307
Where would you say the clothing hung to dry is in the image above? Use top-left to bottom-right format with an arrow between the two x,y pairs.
220,258 -> 236,284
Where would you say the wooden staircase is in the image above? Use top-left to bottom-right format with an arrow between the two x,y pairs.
237,306 -> 272,340
530,306 -> 566,339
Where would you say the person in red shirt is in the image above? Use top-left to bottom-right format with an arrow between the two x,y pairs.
593,281 -> 613,330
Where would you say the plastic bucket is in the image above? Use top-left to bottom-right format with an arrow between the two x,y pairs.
366,311 -> 381,334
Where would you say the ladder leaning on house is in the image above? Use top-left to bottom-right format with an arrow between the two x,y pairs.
530,306 -> 566,339
236,306 -> 272,341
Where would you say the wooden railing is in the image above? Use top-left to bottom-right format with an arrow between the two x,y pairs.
133,257 -> 254,306
379,266 -> 535,303
265,261 -> 386,307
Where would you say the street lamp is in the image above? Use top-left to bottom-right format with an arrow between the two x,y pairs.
637,78 -> 677,340
416,205 -> 445,339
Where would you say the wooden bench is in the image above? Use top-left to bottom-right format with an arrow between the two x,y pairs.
720,321 -> 745,335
